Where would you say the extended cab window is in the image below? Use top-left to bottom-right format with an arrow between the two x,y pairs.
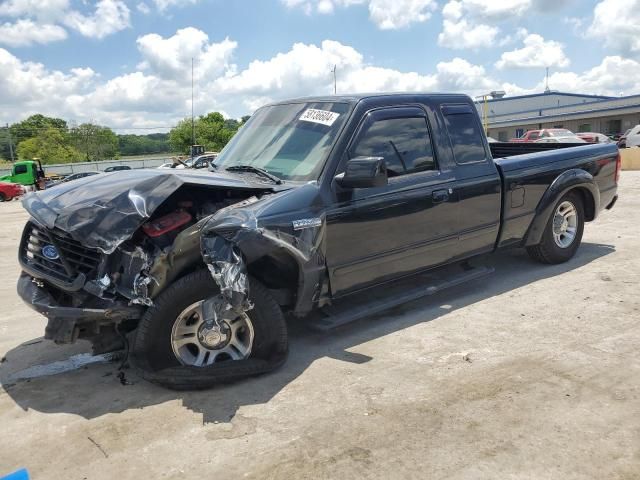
442,105 -> 487,164
350,117 -> 435,176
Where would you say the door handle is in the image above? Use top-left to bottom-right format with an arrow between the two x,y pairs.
432,189 -> 449,203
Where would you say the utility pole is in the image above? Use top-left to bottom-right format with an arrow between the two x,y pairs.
544,67 -> 550,93
6,123 -> 15,162
191,57 -> 195,159
332,65 -> 337,94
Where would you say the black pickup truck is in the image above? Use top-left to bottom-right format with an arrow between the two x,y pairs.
17,93 -> 620,389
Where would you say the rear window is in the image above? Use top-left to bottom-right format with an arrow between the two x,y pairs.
442,105 -> 486,164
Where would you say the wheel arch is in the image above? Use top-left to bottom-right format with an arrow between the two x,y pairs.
524,169 -> 598,247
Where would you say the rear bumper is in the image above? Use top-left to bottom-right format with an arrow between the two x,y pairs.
17,273 -> 143,344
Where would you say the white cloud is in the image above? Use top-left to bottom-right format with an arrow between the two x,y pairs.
438,0 -> 575,50
280,0 -> 436,29
64,0 -> 130,39
136,28 -> 237,81
587,0 -> 640,56
538,56 -> 640,96
137,2 -> 151,14
0,47 -> 96,111
0,0 -> 69,21
0,19 -> 67,47
0,0 -> 130,43
152,0 -> 200,12
496,33 -> 569,69
368,0 -> 437,29
1,31 -> 638,130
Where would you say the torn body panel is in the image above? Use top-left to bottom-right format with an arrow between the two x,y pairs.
198,185 -> 328,316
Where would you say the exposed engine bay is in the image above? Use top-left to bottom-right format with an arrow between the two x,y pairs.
19,172 -> 274,352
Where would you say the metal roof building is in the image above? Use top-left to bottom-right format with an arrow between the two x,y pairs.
477,91 -> 640,141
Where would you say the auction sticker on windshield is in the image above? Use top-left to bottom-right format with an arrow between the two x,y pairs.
299,109 -> 340,127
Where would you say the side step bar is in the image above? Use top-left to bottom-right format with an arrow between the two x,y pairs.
308,265 -> 494,332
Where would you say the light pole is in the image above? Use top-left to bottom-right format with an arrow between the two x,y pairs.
332,65 -> 337,94
475,90 -> 505,136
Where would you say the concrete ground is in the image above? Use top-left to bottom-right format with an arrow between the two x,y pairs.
1,173 -> 639,480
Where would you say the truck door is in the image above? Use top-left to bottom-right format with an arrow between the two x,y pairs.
440,104 -> 502,257
326,106 -> 459,296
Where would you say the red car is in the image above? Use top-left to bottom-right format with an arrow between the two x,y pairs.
0,182 -> 25,202
510,130 -> 542,142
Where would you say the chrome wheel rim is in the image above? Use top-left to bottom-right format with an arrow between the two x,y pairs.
552,200 -> 578,248
170,297 -> 254,367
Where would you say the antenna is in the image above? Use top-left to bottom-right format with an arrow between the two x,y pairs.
191,57 -> 195,157
332,65 -> 337,94
544,67 -> 550,93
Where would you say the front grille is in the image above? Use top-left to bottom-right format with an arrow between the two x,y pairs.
21,222 -> 102,285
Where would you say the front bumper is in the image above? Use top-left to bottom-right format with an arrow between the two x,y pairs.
17,273 -> 143,344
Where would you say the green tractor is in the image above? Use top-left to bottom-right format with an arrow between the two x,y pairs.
0,159 -> 46,190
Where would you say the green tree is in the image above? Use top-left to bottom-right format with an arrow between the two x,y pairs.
69,123 -> 119,161
169,112 -> 242,154
118,133 -> 172,156
16,127 -> 83,164
1,114 -> 68,161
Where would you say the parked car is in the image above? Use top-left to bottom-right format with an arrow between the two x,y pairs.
0,181 -> 24,201
46,171 -> 101,188
511,128 -> 584,143
623,125 -> 640,148
17,93 -> 620,389
577,132 -> 614,144
510,130 -> 542,142
104,165 -> 132,172
176,153 -> 218,169
536,136 -> 587,143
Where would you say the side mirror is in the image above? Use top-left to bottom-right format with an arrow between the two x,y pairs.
335,156 -> 388,189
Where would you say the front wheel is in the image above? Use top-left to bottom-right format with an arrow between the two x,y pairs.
527,191 -> 584,264
130,269 -> 288,389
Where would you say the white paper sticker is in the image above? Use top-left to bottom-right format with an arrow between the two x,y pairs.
299,109 -> 340,127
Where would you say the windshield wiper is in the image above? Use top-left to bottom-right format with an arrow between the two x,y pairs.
225,165 -> 282,184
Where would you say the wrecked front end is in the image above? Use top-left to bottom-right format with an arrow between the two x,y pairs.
17,170 -> 277,354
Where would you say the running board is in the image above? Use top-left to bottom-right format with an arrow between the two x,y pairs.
308,265 -> 494,332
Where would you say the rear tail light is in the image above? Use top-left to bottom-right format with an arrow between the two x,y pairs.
142,210 -> 192,237
615,151 -> 622,184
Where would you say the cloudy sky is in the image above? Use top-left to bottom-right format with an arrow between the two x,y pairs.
0,0 -> 638,131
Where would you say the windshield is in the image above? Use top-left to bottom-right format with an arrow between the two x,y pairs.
213,101 -> 351,181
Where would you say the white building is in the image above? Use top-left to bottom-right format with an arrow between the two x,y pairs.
477,92 -> 640,141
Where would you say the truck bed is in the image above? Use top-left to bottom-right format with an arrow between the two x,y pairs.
493,142 -> 619,249
489,141 -> 592,159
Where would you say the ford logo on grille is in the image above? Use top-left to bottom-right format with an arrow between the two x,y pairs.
41,244 -> 60,260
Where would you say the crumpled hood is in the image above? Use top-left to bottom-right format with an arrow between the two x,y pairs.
22,168 -> 276,254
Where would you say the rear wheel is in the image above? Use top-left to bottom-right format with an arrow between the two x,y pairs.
0,193 -> 6,202
131,269 -> 288,389
527,191 -> 584,264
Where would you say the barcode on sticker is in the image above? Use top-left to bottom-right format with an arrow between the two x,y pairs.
299,109 -> 340,127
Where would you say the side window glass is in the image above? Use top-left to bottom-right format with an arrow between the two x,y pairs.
442,109 -> 487,164
349,116 -> 436,176
14,165 -> 27,174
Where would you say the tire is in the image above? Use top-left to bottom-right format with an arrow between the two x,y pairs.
130,269 -> 288,389
0,193 -> 5,202
527,191 -> 584,264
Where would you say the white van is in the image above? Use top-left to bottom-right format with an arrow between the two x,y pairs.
625,125 -> 640,148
